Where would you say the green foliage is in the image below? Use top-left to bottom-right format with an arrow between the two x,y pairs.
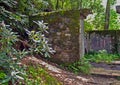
109,9 -> 120,30
0,70 -> 6,79
85,50 -> 120,63
0,25 -> 27,84
0,0 -> 16,8
0,21 -> 53,84
0,4 -> 29,38
0,21 -> 54,84
0,70 -> 8,85
24,65 -> 62,85
17,0 -> 49,15
26,21 -> 55,57
84,0 -> 119,30
110,0 -> 117,5
46,0 -> 102,10
61,58 -> 92,74
84,0 -> 105,30
0,0 -> 55,84
0,0 -> 53,57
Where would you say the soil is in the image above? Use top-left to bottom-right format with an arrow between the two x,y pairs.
21,56 -> 120,85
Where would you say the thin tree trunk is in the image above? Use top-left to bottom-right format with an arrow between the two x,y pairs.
79,0 -> 82,9
56,0 -> 59,10
62,0 -> 64,9
104,0 -> 110,30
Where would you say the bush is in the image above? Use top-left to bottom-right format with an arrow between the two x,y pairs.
0,1 -> 55,84
0,24 -> 27,84
26,21 -> 55,58
61,58 -> 92,74
85,50 -> 120,63
0,20 -> 54,84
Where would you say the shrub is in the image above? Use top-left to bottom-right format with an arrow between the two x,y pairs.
26,21 -> 55,58
0,20 -> 54,84
85,50 -> 120,63
61,58 -> 92,74
0,24 -> 27,84
0,1 -> 55,84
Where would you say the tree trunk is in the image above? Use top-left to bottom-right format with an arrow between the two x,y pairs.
79,0 -> 82,9
56,0 -> 59,10
61,0 -> 64,9
104,0 -> 110,30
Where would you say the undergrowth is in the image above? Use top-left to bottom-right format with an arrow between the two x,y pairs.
60,50 -> 120,75
24,65 -> 62,85
61,58 -> 92,74
0,70 -> 8,85
85,50 -> 120,63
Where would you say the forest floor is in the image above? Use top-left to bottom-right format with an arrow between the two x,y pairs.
22,56 -> 120,85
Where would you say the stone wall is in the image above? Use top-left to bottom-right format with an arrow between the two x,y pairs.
85,30 -> 120,53
29,10 -> 80,64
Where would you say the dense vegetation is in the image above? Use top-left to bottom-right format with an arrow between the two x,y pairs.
0,0 -> 54,84
85,50 -> 120,63
0,0 -> 120,84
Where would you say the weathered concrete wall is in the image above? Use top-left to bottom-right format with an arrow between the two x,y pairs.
85,30 -> 120,53
29,10 -> 80,64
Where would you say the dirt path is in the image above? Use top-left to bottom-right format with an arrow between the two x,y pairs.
22,57 -> 120,85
